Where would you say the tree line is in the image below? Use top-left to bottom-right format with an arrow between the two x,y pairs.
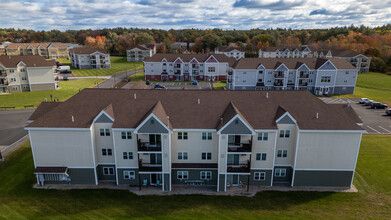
1,24 -> 391,72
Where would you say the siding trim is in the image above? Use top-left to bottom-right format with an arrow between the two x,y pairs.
291,128 -> 300,187
351,133 -> 363,188
89,126 -> 98,185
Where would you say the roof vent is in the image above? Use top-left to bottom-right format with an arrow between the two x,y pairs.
34,63 -> 36,67
316,112 -> 319,119
134,93 -> 136,99
8,56 -> 11,59
197,98 -> 200,104
72,115 -> 74,122
266,92 -> 269,99
167,116 -> 170,125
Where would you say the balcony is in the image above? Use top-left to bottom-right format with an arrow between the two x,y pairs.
138,159 -> 162,172
137,139 -> 162,152
228,140 -> 252,152
299,72 -> 309,78
0,79 -> 8,85
274,82 -> 284,87
227,160 -> 250,173
174,71 -> 181,75
274,72 -> 285,78
299,82 -> 308,86
192,70 -> 199,75
228,71 -> 233,75
228,78 -> 233,83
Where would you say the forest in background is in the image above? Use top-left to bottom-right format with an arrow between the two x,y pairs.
1,24 -> 391,73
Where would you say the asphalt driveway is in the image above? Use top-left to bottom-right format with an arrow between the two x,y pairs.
0,109 -> 34,146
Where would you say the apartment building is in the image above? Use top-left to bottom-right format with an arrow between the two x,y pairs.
144,53 -> 236,81
127,44 -> 156,62
0,56 -> 57,93
4,43 -> 69,59
228,58 -> 358,95
215,46 -> 245,60
259,46 -> 312,58
70,47 -> 111,69
26,89 -> 365,192
311,49 -> 371,73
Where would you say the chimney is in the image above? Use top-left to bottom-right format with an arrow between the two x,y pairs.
72,115 -> 74,122
197,98 -> 200,104
266,92 -> 269,99
134,93 -> 136,99
316,112 -> 319,119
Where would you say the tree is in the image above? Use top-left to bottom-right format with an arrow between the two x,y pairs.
135,32 -> 154,45
370,57 -> 387,73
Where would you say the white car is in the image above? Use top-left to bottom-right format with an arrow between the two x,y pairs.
359,98 -> 369,104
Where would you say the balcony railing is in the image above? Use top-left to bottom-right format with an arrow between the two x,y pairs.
138,159 -> 162,172
137,139 -> 162,152
299,82 -> 308,86
274,82 -> 284,86
228,140 -> 252,152
174,71 -> 181,75
274,74 -> 284,78
299,73 -> 309,78
227,160 -> 250,173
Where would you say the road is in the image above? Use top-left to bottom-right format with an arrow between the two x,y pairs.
95,69 -> 143,88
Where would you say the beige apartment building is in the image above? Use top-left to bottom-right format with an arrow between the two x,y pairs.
0,56 -> 57,93
26,89 -> 364,192
5,43 -> 69,59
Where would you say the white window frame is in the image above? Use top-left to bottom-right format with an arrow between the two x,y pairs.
103,167 -> 114,175
201,152 -> 212,160
100,128 -> 110,136
254,172 -> 266,181
121,131 -> 132,139
202,132 -> 212,140
123,152 -> 133,160
177,152 -> 188,160
277,150 -> 287,158
256,153 -> 267,161
123,171 -> 135,179
102,148 -> 112,156
257,132 -> 268,141
275,168 -> 286,177
178,132 -> 188,140
200,171 -> 212,180
177,171 -> 188,180
279,130 -> 290,138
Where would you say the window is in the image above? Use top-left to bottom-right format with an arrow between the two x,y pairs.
178,132 -> 188,140
275,168 -> 286,177
22,76 -> 27,80
121,131 -> 132,139
202,132 -> 212,140
21,68 -> 25,72
177,171 -> 188,180
200,171 -> 212,180
258,70 -> 264,74
279,130 -> 290,138
177,152 -> 188,160
256,153 -> 267,161
254,172 -> 266,181
9,69 -> 14,73
201,152 -> 212,160
277,150 -> 288,158
208,67 -> 215,72
103,167 -> 114,175
257,133 -> 268,141
102,148 -> 112,156
123,152 -> 133,160
100,128 -> 110,136
345,71 -> 349,74
12,86 -> 18,90
320,76 -> 331,83
176,64 -> 181,68
123,171 -> 135,179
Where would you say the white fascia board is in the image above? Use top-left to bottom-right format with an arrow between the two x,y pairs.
254,129 -> 278,132
25,127 -> 90,131
275,112 -> 297,124
112,128 -> 135,131
217,114 -> 255,135
134,113 -> 172,134
299,129 -> 366,133
92,110 -> 114,123
172,129 -> 216,132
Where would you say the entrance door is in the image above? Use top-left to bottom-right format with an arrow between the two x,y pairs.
227,174 -> 240,186
227,154 -> 239,165
150,153 -> 162,165
150,174 -> 162,185
228,135 -> 241,146
184,75 -> 189,81
149,134 -> 161,146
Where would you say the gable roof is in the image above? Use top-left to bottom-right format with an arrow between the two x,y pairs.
27,89 -> 364,131
70,47 -> 108,55
234,58 -> 355,70
0,55 -> 56,68
28,101 -> 63,121
144,53 -> 237,67
128,44 -> 155,50
5,42 -> 68,49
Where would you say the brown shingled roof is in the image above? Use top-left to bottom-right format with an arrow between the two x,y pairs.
27,89 -> 364,131
28,101 -> 63,121
129,44 -> 156,50
217,46 -> 245,52
0,55 -> 56,68
144,53 -> 237,67
6,42 -> 69,49
70,47 -> 108,55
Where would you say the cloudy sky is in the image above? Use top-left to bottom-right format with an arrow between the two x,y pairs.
0,0 -> 390,30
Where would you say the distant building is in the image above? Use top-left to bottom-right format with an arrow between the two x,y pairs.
311,49 -> 371,73
143,53 -> 236,81
215,46 -> 245,60
69,47 -> 111,69
0,55 -> 57,93
259,46 -> 312,58
227,57 -> 358,95
127,44 -> 156,62
4,43 -> 69,59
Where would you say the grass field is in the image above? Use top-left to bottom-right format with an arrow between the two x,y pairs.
57,56 -> 143,77
213,81 -> 226,90
0,135 -> 390,219
128,71 -> 145,81
336,72 -> 391,106
0,79 -> 102,109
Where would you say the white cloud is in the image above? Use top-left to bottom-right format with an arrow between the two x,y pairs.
0,0 -> 389,30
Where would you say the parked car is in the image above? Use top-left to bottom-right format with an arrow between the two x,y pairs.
370,102 -> 388,109
60,70 -> 72,74
154,84 -> 166,90
63,76 -> 69,81
364,99 -> 374,106
359,98 -> 369,104
385,108 -> 391,116
192,80 -> 198,85
146,80 -> 150,85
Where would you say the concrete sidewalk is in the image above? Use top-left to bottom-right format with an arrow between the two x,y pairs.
96,69 -> 143,89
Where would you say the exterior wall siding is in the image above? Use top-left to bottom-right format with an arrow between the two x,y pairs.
171,169 -> 218,185
293,170 -> 353,187
97,164 -> 116,181
68,168 -> 96,184
117,168 -> 139,185
249,170 -> 272,186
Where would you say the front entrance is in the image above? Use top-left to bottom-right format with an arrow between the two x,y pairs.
184,75 -> 189,81
150,174 -> 162,185
227,174 -> 240,186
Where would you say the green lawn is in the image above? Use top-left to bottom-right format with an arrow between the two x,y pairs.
128,71 -> 145,82
57,56 -> 143,77
213,81 -> 227,90
0,79 -> 102,109
0,135 -> 390,219
336,72 -> 391,106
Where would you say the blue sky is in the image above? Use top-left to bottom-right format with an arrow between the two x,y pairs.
0,0 -> 390,30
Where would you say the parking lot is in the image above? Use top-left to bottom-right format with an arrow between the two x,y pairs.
320,97 -> 391,134
122,81 -> 213,90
